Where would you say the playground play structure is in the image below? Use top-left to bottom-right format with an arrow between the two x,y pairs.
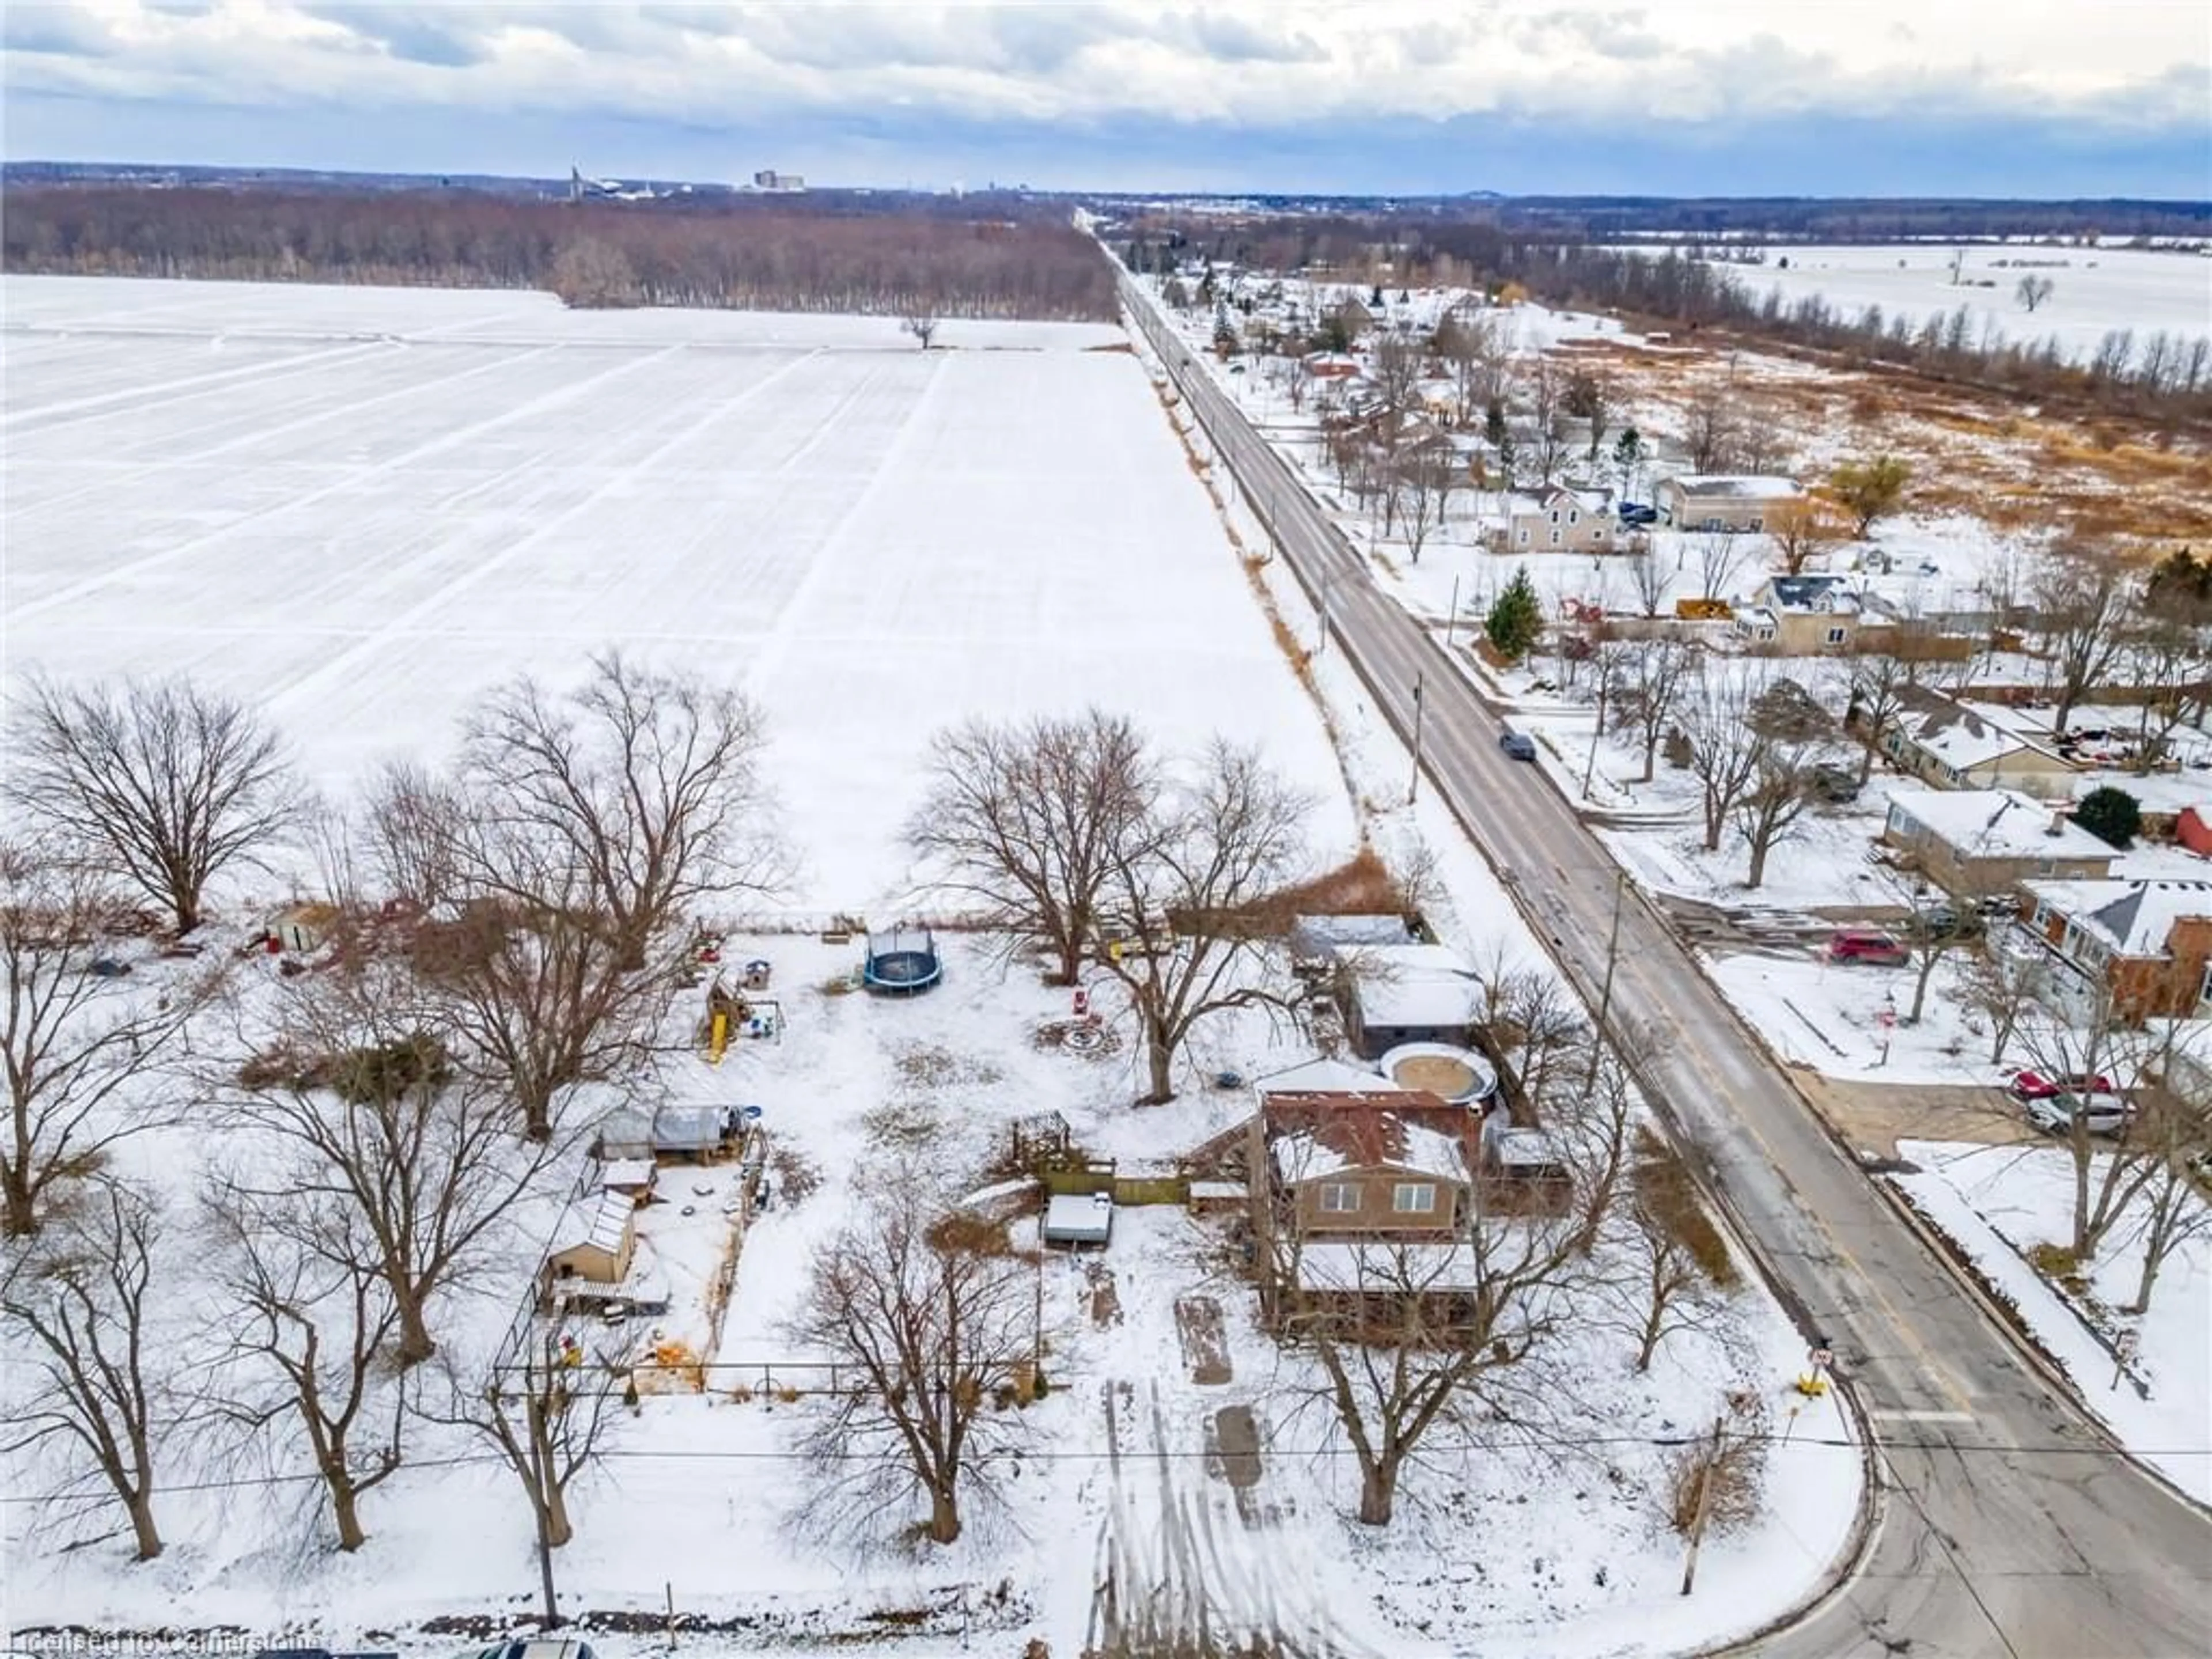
696,944 -> 781,1065
862,924 -> 943,994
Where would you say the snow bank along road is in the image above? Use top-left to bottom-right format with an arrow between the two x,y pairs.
1126,279 -> 2212,1659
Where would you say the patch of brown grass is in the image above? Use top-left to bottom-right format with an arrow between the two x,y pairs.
1632,1127 -> 1741,1289
1665,1425 -> 1765,1537
1085,340 -> 1137,354
926,1209 -> 1016,1256
1265,846 -> 1409,918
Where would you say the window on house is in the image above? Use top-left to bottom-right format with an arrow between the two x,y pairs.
1549,529 -> 1561,546
1569,510 -> 1580,525
1826,627 -> 1847,645
2200,961 -> 2212,1006
1319,1183 -> 1361,1214
1517,528 -> 1529,544
1749,517 -> 1764,532
1392,1183 -> 1437,1214
2036,859 -> 2054,877
1594,529 -> 1607,543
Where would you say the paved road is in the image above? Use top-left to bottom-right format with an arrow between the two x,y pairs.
1123,283 -> 2212,1658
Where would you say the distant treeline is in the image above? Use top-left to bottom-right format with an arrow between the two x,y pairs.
1498,196 -> 2212,243
1,186 -> 1119,321
1119,213 -> 2212,425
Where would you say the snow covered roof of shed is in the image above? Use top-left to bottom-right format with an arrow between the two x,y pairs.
1289,914 -> 1415,958
550,1191 -> 634,1260
1043,1191 -> 1113,1244
1347,942 -> 1483,1029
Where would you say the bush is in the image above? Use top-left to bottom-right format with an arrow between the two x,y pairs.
2074,786 -> 2141,849
329,1032 -> 449,1103
1665,1428 -> 1765,1537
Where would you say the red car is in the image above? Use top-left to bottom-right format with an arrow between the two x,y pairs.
2008,1069 -> 2117,1101
1827,928 -> 1907,966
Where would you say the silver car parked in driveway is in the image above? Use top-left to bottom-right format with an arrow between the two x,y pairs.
2023,1090 -> 2133,1138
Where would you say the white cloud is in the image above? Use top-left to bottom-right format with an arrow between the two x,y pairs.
3,0 -> 2202,136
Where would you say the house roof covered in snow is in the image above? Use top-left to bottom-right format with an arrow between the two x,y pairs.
1662,474 -> 1802,501
550,1191 -> 634,1261
1268,1096 -> 1474,1184
2024,878 -> 2212,958
1889,685 -> 2063,772
1289,914 -> 1415,960
1764,574 -> 1858,614
1886,789 -> 2118,865
1253,1058 -> 1404,1097
1348,942 -> 1484,1030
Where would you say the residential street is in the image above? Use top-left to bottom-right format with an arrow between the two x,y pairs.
1126,282 -> 2212,1658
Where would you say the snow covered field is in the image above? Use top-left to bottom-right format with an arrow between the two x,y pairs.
2,275 -> 1354,907
1626,243 -> 2212,365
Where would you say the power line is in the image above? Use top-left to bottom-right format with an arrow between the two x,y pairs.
3,1429 -> 2203,1506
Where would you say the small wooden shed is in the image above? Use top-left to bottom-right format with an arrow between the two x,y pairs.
544,1192 -> 638,1287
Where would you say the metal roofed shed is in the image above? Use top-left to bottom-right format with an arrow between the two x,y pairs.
543,1191 -> 638,1287
1289,912 -> 1416,970
1043,1191 -> 1114,1248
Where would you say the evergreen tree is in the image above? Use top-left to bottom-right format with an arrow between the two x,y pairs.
1613,426 -> 1646,498
1211,313 -> 1239,359
1484,399 -> 1508,448
1486,566 -> 1544,662
2074,786 -> 2141,849
1370,282 -> 1385,307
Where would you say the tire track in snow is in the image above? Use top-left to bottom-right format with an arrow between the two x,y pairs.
256,347 -> 825,719
7,342 -> 569,523
1089,1378 -> 1392,1659
739,350 -> 949,696
10,341 -> 697,626
2,334 -> 399,432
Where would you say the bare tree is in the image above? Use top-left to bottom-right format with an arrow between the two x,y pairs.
549,239 -> 639,309
1611,638 -> 1700,783
2015,275 -> 2055,313
426,1330 -> 626,1624
1960,922 -> 2044,1067
1732,742 -> 1822,890
900,311 -> 940,350
361,771 -> 667,1141
1093,743 -> 1309,1103
1395,441 -> 1459,565
1683,388 -> 1738,474
209,1196 -> 404,1553
1623,547 -> 1669,620
10,676 -> 302,935
0,1180 -> 169,1560
1612,1130 -> 1734,1372
2115,1092 -> 2211,1314
1526,361 -> 1570,486
2119,600 -> 2212,772
1434,310 -> 1497,427
223,964 -> 562,1365
785,1177 -> 1037,1546
2014,990 -> 2168,1262
1874,860 -> 1988,1026
906,711 -> 1150,986
1693,533 -> 1748,603
1679,663 -> 1767,854
1844,645 -> 1919,786
2036,550 -> 2131,731
460,652 -> 781,970
1,847 -> 215,1236
1767,499 -> 1840,576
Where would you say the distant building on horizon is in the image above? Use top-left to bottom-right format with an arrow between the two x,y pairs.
752,170 -> 806,193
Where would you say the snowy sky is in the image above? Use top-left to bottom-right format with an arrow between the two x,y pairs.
4,1 -> 2208,197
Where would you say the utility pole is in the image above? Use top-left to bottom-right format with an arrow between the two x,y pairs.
1442,572 -> 1463,652
1680,1414 -> 1726,1596
1581,655 -> 1611,802
1408,671 -> 1427,805
1584,868 -> 1628,1097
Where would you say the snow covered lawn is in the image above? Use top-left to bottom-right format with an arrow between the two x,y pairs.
1888,1140 -> 2212,1503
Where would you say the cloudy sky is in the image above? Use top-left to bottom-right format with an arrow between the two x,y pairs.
5,1 -> 2207,197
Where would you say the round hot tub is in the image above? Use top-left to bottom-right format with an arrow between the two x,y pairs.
1377,1042 -> 1498,1105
